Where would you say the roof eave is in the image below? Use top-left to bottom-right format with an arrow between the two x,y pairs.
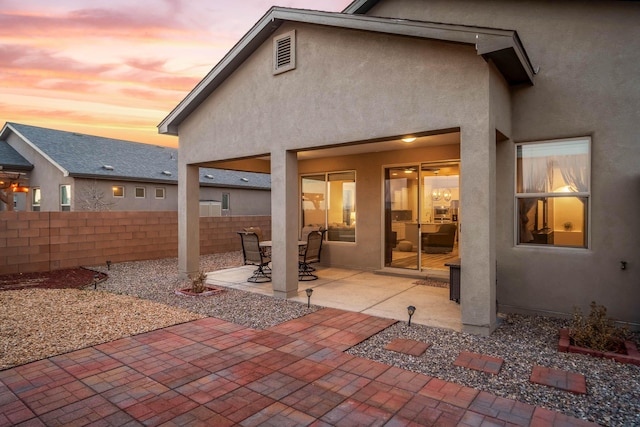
158,8 -> 535,136
0,164 -> 34,172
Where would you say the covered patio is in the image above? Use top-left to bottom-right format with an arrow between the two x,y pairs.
159,7 -> 533,335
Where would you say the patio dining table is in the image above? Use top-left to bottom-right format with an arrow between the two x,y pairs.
259,240 -> 308,249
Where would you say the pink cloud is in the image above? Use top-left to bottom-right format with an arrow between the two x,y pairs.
0,44 -> 112,74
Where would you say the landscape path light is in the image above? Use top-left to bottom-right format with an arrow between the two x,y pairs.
305,288 -> 313,308
407,305 -> 416,326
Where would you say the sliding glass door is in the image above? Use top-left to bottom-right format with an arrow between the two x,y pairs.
384,166 -> 420,270
384,162 -> 460,272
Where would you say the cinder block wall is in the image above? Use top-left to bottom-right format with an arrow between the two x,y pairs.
0,212 -> 271,274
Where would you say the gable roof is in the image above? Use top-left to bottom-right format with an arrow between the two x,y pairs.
0,140 -> 33,172
0,123 -> 270,190
158,7 -> 534,136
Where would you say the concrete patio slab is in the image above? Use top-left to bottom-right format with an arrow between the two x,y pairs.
206,266 -> 463,332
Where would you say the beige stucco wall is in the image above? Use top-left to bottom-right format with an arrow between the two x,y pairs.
369,0 -> 640,325
72,179 -> 270,214
179,23 -> 489,162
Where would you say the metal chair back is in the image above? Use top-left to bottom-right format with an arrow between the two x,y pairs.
238,231 -> 263,265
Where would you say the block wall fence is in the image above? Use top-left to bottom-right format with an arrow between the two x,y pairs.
0,212 -> 271,274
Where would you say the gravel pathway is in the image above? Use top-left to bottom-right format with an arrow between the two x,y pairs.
3,253 -> 639,426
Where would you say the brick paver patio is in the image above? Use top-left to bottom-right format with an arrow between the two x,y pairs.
0,308 -> 597,426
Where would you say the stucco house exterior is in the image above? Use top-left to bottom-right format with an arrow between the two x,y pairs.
0,122 -> 271,215
159,0 -> 639,334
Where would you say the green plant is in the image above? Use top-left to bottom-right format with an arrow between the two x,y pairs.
570,301 -> 629,353
189,271 -> 208,294
563,221 -> 573,231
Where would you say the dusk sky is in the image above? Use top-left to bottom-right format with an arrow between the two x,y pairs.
1,0 -> 353,147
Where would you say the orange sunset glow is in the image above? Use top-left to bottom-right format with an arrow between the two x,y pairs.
1,0 -> 353,147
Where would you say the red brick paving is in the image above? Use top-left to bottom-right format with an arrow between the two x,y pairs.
530,365 -> 587,394
0,307 -> 599,426
385,338 -> 431,356
453,351 -> 504,375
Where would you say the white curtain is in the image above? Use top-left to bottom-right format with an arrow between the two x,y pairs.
557,153 -> 589,193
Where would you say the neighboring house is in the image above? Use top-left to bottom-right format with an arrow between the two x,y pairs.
159,0 -> 639,334
0,122 -> 271,215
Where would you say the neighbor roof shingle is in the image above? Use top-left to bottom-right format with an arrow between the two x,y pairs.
5,123 -> 270,190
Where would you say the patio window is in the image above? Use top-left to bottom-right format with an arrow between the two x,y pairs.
32,187 -> 41,211
60,184 -> 71,211
516,137 -> 590,248
301,171 -> 356,242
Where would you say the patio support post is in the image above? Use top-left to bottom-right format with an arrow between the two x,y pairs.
178,162 -> 200,279
270,149 -> 300,298
459,122 -> 498,336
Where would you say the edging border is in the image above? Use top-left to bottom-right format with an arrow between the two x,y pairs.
558,328 -> 640,366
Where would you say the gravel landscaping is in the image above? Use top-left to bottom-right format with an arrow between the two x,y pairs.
2,252 -> 639,426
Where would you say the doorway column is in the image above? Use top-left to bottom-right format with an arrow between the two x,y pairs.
460,123 -> 497,336
178,162 -> 200,278
270,149 -> 299,298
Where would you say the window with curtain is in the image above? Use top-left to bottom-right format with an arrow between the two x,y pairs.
60,184 -> 71,211
516,137 -> 590,248
301,171 -> 356,242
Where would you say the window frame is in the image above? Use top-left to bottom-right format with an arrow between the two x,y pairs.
32,187 -> 41,211
112,186 -> 125,198
60,184 -> 71,211
155,187 -> 165,199
514,136 -> 591,249
135,187 -> 146,198
221,192 -> 230,211
301,170 -> 356,243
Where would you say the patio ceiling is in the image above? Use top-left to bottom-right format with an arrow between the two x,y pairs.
195,130 -> 460,172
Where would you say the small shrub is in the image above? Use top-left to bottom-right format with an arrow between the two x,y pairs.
189,271 -> 208,294
570,301 -> 629,353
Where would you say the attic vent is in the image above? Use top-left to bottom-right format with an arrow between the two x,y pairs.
162,170 -> 172,176
273,30 -> 296,75
205,174 -> 214,179
102,165 -> 114,170
240,177 -> 249,182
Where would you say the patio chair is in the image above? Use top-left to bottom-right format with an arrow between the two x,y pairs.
238,231 -> 271,283
244,226 -> 271,258
299,230 -> 323,281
